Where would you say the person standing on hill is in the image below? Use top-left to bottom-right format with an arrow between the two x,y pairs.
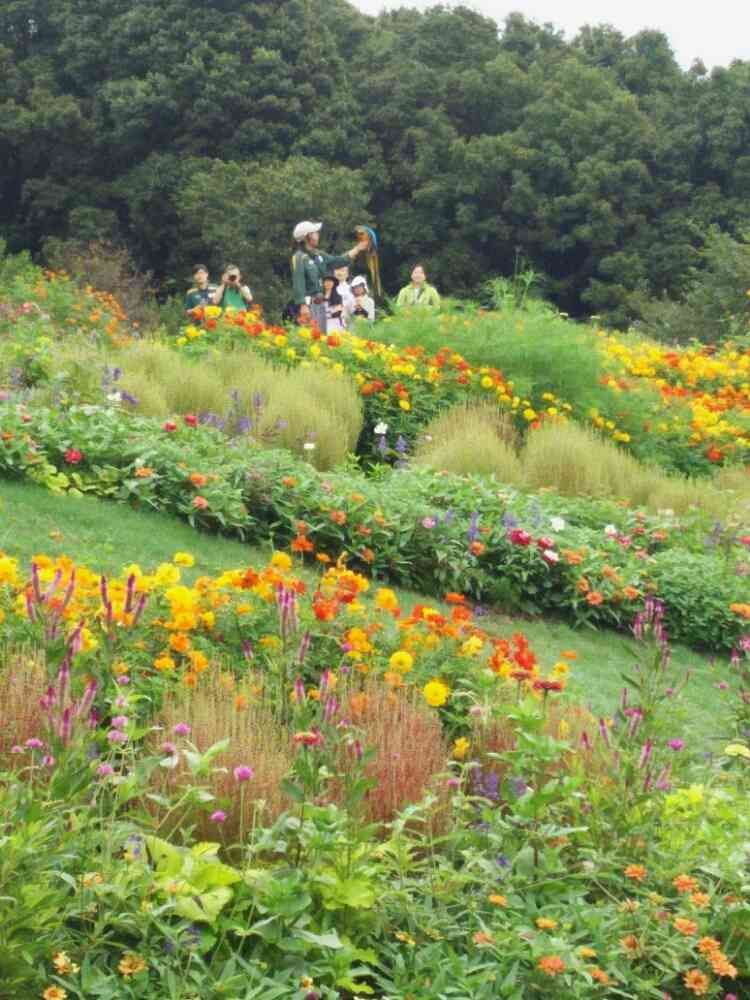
395,263 -> 441,309
212,264 -> 253,311
184,264 -> 216,313
291,221 -> 368,332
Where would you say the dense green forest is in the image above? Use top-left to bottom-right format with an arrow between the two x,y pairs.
1,0 -> 750,322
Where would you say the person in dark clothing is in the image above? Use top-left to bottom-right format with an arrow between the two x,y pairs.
291,221 -> 368,332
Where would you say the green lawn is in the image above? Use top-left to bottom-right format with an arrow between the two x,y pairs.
0,476 -> 730,744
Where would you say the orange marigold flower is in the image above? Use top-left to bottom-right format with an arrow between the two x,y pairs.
624,864 -> 647,882
315,553 -> 331,563
683,969 -> 710,995
469,540 -> 485,556
623,585 -> 639,600
709,952 -> 737,978
690,892 -> 710,909
673,874 -> 698,894
445,592 -> 466,604
488,894 -> 507,907
192,495 -> 209,509
473,930 -> 494,946
189,472 -> 207,487
281,476 -> 297,487
291,534 -> 314,553
586,590 -> 604,606
620,934 -> 641,955
135,466 -> 153,478
537,955 -> 565,977
588,966 -> 611,985
560,649 -> 577,660
330,510 -> 347,525
673,917 -> 698,936
697,937 -> 721,955
576,577 -> 590,593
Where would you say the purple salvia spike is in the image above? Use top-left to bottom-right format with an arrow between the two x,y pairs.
241,639 -> 254,661
297,630 -> 311,665
25,589 -> 37,622
99,575 -> 109,610
580,731 -> 591,750
68,621 -> 84,654
77,680 -> 97,719
323,695 -> 339,722
638,739 -> 653,770
31,562 -> 42,603
132,593 -> 147,626
293,676 -> 305,703
60,707 -> 73,745
60,570 -> 76,613
57,655 -> 71,708
353,739 -> 363,761
319,668 -> 329,696
642,771 -> 653,793
105,600 -> 113,628
597,718 -> 610,747
124,574 -> 136,615
44,569 -> 62,602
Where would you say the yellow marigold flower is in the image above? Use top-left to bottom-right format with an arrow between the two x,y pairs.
375,587 -> 399,611
683,969 -> 710,995
52,952 -> 79,974
169,633 -> 191,654
42,989 -> 68,1000
173,551 -> 195,567
423,679 -> 450,707
460,636 -> 484,657
578,946 -> 597,959
389,650 -> 414,673
270,551 -> 292,571
673,917 -> 698,936
453,737 -> 470,760
690,891 -> 710,908
153,654 -> 176,673
154,562 -> 181,586
399,399 -> 411,411
118,953 -> 147,977
536,917 -> 558,930
488,893 -> 507,907
624,864 -> 647,882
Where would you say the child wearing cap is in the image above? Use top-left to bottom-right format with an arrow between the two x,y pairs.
345,275 -> 375,324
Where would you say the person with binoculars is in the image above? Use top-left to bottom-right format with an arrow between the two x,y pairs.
212,264 -> 254,310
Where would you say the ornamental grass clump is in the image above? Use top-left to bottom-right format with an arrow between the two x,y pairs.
341,681 -> 449,825
156,676 -> 293,840
0,646 -> 47,755
413,401 -> 522,483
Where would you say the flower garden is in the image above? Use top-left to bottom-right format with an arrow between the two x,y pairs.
1,255 -> 750,999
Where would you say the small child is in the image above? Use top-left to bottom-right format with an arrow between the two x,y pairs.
345,275 -> 375,323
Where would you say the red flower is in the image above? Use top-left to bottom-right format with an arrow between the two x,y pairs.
184,413 -> 198,427
509,529 -> 532,546
64,448 -> 83,465
537,536 -> 554,550
163,421 -> 177,432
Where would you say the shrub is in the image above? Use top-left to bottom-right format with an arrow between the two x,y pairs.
412,401 -> 521,483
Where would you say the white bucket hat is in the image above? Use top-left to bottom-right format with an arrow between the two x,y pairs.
293,220 -> 322,241
351,275 -> 369,292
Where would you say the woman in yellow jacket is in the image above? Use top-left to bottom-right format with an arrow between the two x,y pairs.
395,264 -> 441,309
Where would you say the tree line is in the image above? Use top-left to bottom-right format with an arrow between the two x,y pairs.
1,0 -> 749,324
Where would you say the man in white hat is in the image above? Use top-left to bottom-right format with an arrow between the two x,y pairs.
291,221 -> 368,332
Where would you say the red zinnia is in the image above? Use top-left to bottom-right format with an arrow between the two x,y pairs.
64,448 -> 83,464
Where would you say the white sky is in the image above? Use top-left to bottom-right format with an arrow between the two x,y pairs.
352,0 -> 750,70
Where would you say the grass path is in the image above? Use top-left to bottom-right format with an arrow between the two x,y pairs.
0,477 -> 730,744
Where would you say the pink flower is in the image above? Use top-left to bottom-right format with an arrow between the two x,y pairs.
161,741 -> 177,755
111,715 -> 129,730
117,675 -> 131,685
668,739 -> 685,751
42,754 -> 55,767
542,549 -> 559,565
210,810 -> 227,824
107,729 -> 128,744
509,529 -> 532,546
173,723 -> 191,737
192,495 -> 209,510
97,763 -> 115,777
537,536 -> 555,550
10,745 -> 23,754
233,765 -> 254,782
64,448 -> 83,465
25,737 -> 44,749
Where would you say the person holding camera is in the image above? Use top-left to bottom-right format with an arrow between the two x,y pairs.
291,221 -> 368,332
212,264 -> 253,311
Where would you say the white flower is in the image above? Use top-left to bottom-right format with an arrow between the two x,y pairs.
303,442 -> 316,451
542,549 -> 560,563
549,516 -> 566,532
373,422 -> 388,435
107,391 -> 122,403
604,524 -> 618,537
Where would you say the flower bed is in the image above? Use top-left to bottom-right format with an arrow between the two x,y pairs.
1,402 -> 748,652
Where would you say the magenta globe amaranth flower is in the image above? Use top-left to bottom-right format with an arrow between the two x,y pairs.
161,741 -> 177,755
111,715 -> 129,729
97,763 -> 115,777
25,737 -> 44,750
233,765 -> 254,783
668,739 -> 685,751
210,810 -> 227,824
107,729 -> 128,744
173,723 -> 191,737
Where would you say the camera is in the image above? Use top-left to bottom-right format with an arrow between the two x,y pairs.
228,273 -> 239,283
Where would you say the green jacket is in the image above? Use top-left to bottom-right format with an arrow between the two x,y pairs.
395,282 -> 441,309
292,248 -> 350,305
184,286 -> 215,311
